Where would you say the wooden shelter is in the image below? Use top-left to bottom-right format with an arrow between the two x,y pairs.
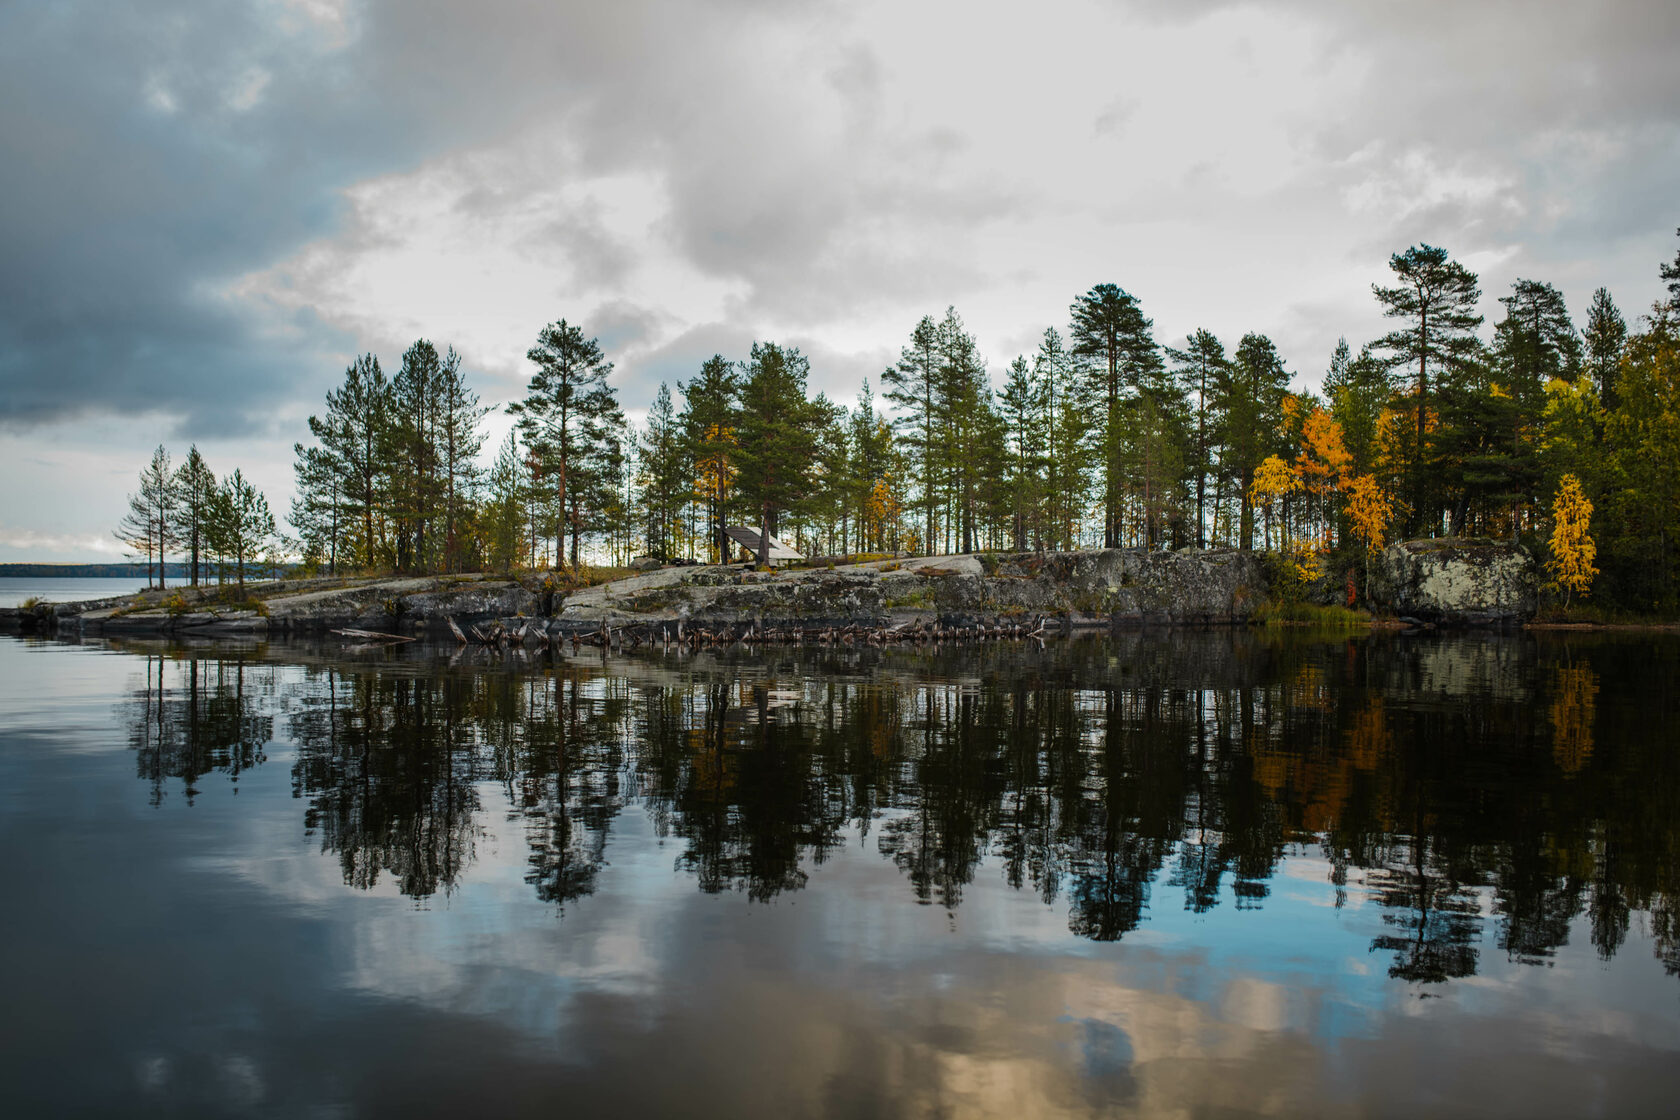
724,526 -> 804,566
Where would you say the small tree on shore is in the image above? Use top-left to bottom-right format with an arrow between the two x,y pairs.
208,470 -> 275,594
1344,473 -> 1393,590
1546,473 -> 1597,607
174,447 -> 216,587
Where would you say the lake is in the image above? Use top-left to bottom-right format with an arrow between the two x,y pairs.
1,630 -> 1677,1117
0,576 -> 146,607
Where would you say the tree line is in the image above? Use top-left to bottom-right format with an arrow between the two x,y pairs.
115,445 -> 275,592
122,230 -> 1680,612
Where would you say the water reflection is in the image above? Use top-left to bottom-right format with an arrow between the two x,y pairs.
120,632 -> 1680,983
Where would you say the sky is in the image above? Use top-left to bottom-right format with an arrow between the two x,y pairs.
2,0 -> 1678,563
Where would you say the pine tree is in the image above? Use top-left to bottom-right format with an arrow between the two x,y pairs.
931,307 -> 991,553
1070,284 -> 1162,546
679,355 -> 740,562
437,347 -> 487,573
1218,334 -> 1291,549
390,339 -> 447,572
291,442 -> 342,574
1166,330 -> 1227,548
846,379 -> 898,553
133,445 -> 178,589
881,315 -> 941,553
1604,308 -> 1680,608
999,355 -> 1043,550
735,342 -> 821,565
207,469 -> 274,594
485,432 -> 529,572
1372,245 -> 1483,534
303,354 -> 390,570
638,382 -> 689,559
1325,341 -> 1392,479
173,447 -> 216,586
508,320 -> 622,569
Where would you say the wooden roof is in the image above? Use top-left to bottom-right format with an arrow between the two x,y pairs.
724,526 -> 804,561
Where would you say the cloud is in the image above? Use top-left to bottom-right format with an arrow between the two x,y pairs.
0,526 -> 127,557
4,0 -> 1680,556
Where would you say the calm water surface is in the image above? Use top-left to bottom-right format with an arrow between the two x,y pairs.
0,576 -> 145,607
1,630 -> 1677,1118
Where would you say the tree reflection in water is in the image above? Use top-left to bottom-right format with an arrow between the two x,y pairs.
121,632 -> 1680,984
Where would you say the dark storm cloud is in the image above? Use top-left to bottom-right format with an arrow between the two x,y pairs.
0,1 -> 443,431
5,0 -> 1677,438
0,0 -> 690,432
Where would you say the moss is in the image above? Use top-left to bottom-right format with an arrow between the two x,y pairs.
1254,601 -> 1371,629
882,587 -> 933,610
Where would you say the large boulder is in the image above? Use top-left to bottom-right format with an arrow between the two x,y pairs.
1369,538 -> 1538,625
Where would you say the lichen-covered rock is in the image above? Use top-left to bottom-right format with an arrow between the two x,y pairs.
551,549 -> 1268,631
1369,538 -> 1538,625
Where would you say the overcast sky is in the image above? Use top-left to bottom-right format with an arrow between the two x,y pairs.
2,0 -> 1678,562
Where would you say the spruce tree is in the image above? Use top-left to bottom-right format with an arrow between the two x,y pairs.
1583,287 -> 1628,411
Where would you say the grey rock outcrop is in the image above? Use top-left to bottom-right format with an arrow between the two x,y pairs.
1369,538 -> 1538,625
553,549 -> 1267,631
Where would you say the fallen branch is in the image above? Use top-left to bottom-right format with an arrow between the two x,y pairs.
332,628 -> 417,643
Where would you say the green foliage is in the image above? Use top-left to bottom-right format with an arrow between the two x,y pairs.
1371,244 -> 1485,533
1253,601 -> 1371,629
507,319 -> 625,570
109,227 -> 1680,619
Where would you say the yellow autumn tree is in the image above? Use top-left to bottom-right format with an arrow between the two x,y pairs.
1546,473 -> 1597,606
1250,454 -> 1298,551
1344,473 -> 1393,589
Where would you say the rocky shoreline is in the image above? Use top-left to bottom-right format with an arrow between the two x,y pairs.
0,539 -> 1545,641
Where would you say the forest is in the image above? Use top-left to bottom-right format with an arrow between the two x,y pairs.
123,234 -> 1680,613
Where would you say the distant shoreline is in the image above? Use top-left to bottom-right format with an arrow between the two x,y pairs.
1,563 -> 191,579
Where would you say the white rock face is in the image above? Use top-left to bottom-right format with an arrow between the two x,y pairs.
1371,538 -> 1538,624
